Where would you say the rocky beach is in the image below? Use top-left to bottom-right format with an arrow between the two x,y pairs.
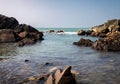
0,14 -> 120,84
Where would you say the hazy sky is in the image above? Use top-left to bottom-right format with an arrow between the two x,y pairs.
0,0 -> 120,28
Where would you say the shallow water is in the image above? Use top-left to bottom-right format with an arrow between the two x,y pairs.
0,29 -> 120,84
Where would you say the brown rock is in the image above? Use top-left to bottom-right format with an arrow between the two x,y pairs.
77,30 -> 86,35
56,30 -> 64,33
0,14 -> 44,46
18,31 -> 28,38
92,32 -> 120,51
45,66 -> 76,84
73,38 -> 93,47
0,29 -> 16,43
91,19 -> 120,34
47,30 -> 55,33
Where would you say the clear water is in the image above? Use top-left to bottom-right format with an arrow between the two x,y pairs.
0,28 -> 120,84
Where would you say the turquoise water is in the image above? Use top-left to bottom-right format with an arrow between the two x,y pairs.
0,28 -> 120,84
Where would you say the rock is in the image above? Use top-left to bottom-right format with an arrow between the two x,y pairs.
105,19 -> 120,32
0,14 -> 19,29
0,58 -> 3,60
86,30 -> 93,35
18,31 -> 28,38
21,37 -> 37,45
47,30 -> 55,33
0,14 -> 44,46
73,38 -> 93,47
99,33 -> 107,38
91,19 -> 120,35
45,66 -> 76,84
77,30 -> 86,35
90,31 -> 99,37
17,41 -> 25,47
56,30 -> 64,33
25,59 -> 29,62
0,29 -> 16,43
92,32 -> 120,51
48,67 -> 59,73
45,62 -> 50,65
91,24 -> 108,33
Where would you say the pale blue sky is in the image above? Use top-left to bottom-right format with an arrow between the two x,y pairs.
0,0 -> 120,28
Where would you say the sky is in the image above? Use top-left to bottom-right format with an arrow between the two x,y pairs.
0,0 -> 120,28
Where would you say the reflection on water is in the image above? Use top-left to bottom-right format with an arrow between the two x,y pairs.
0,34 -> 120,84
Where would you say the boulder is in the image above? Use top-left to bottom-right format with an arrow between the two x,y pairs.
0,14 -> 19,29
91,19 -> 120,34
92,32 -> 120,51
0,14 -> 44,46
77,30 -> 86,35
47,30 -> 55,33
56,30 -> 64,33
0,29 -> 16,43
73,38 -> 93,47
45,66 -> 76,84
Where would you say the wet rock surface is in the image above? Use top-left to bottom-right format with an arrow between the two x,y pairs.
45,66 -> 76,84
75,19 -> 120,51
73,38 -> 93,47
0,14 -> 43,46
92,32 -> 120,51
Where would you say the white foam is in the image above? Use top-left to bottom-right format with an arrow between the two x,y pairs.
64,32 -> 77,35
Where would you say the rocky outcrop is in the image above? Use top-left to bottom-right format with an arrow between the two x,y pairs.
0,14 -> 43,46
73,38 -> 93,47
75,19 -> 120,51
92,32 -> 120,51
0,14 -> 19,29
90,19 -> 120,37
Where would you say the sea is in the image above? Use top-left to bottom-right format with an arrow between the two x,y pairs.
0,28 -> 120,84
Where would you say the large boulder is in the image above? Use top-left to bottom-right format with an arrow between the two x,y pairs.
73,38 -> 93,47
0,14 -> 19,29
0,14 -> 43,46
92,32 -> 120,51
16,24 -> 44,46
45,66 -> 76,84
0,29 -> 16,43
91,19 -> 120,34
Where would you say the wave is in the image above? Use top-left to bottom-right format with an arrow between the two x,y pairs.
64,32 -> 77,35
55,32 -> 77,35
43,31 -> 77,35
